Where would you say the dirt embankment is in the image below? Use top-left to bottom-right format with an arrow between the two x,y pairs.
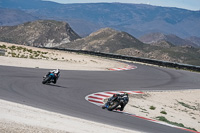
0,42 -> 126,71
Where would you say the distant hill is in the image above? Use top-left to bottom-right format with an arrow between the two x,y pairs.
186,36 -> 200,47
59,28 -> 200,66
0,20 -> 80,47
148,40 -> 174,48
0,8 -> 38,26
139,33 -> 198,47
59,28 -> 144,53
0,0 -> 200,38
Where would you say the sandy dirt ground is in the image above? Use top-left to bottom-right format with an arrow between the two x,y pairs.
0,42 -> 200,132
0,42 -> 126,71
126,90 -> 200,132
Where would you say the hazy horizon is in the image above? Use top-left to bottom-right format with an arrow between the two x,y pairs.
44,0 -> 200,11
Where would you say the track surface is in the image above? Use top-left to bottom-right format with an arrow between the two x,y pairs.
0,63 -> 200,133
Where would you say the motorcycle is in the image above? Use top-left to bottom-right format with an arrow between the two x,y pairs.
42,72 -> 57,84
102,96 -> 121,111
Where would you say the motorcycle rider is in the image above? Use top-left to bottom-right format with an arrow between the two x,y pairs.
102,92 -> 129,111
118,92 -> 129,111
44,69 -> 60,84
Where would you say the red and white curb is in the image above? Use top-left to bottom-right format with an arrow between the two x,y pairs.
109,65 -> 137,71
85,90 -> 199,133
85,90 -> 143,106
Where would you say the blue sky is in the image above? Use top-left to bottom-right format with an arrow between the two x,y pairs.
45,0 -> 200,11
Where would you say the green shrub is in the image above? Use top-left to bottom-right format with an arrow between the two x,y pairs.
156,116 -> 197,131
40,55 -> 48,59
11,52 -> 16,57
11,45 -> 16,50
35,54 -> 40,57
178,101 -> 196,110
30,55 -> 34,59
20,55 -> 26,58
0,45 -> 6,49
17,46 -> 23,51
150,106 -> 156,110
156,116 -> 167,122
160,111 -> 167,114
42,52 -> 48,54
27,49 -> 33,53
23,48 -> 27,52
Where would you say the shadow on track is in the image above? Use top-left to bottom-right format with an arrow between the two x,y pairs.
44,83 -> 68,89
106,109 -> 135,116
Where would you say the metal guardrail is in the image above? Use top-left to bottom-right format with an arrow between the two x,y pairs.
44,47 -> 200,72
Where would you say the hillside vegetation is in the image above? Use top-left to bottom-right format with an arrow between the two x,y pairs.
59,28 -> 200,66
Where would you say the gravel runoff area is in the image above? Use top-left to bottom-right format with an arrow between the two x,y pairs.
126,90 -> 200,132
0,42 -> 200,132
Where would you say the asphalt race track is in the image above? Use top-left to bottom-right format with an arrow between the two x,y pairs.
0,63 -> 200,133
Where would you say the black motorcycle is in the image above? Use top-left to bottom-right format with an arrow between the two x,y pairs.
102,96 -> 121,111
42,72 -> 56,84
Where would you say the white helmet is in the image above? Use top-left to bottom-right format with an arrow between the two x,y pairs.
54,69 -> 60,74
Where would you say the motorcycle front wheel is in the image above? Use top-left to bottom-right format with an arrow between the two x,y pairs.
42,76 -> 51,84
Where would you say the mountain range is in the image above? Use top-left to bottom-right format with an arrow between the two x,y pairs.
0,20 -> 200,66
0,0 -> 200,38
58,27 -> 200,66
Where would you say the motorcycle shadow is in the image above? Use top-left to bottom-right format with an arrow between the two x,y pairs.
45,83 -> 68,89
112,109 -> 133,116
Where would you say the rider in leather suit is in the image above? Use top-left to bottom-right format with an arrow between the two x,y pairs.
44,69 -> 60,84
117,92 -> 129,111
102,92 -> 129,111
